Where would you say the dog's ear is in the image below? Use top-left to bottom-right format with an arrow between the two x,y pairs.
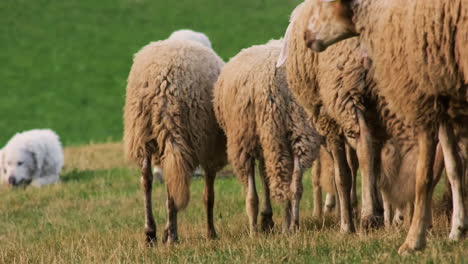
27,151 -> 39,171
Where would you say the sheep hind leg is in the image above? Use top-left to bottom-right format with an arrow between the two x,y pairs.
162,190 -> 178,244
393,208 -> 405,227
289,156 -> 303,232
439,122 -> 467,241
245,159 -> 259,237
142,156 -> 157,246
324,193 -> 336,214
283,201 -> 292,233
356,110 -> 383,230
330,141 -> 355,233
381,191 -> 393,228
398,129 -> 436,255
312,158 -> 323,218
258,158 -> 274,233
346,145 -> 359,215
203,169 -> 217,239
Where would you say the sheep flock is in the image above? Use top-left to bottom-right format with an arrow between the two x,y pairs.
121,0 -> 468,255
2,0 -> 465,258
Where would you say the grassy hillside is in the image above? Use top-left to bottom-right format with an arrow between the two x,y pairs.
0,0 -> 300,146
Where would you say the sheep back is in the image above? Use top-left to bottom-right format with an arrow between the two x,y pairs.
214,41 -> 319,201
123,39 -> 226,209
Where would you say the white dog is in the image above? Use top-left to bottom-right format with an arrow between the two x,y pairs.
1,129 -> 64,187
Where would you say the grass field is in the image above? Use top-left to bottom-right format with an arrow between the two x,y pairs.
0,0 -> 301,146
1,0 -> 467,263
0,144 -> 467,263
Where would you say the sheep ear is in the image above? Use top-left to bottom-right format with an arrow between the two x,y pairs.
276,39 -> 288,67
277,20 -> 294,68
277,3 -> 304,68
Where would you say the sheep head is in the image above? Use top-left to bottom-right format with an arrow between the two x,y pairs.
304,0 -> 358,52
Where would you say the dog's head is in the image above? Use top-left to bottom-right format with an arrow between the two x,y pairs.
3,147 -> 37,187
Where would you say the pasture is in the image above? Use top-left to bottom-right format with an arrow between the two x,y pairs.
0,143 -> 466,263
0,0 -> 467,263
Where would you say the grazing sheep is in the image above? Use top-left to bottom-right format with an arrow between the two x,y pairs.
123,29 -> 227,245
304,0 -> 468,254
213,39 -> 320,234
278,1 -> 387,233
0,129 -> 63,187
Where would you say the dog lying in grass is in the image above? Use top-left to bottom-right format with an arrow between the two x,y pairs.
0,129 -> 63,187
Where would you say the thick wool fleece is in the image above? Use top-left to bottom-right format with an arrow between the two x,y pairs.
124,39 -> 227,210
214,40 -> 320,201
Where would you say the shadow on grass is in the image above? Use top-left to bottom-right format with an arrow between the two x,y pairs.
61,170 -> 103,183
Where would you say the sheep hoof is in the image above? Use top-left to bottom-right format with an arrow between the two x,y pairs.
289,223 -> 299,233
162,228 -> 178,244
260,212 -> 275,233
207,229 -> 218,240
145,230 -> 157,247
360,215 -> 384,231
393,215 -> 404,227
340,225 -> 355,234
323,205 -> 335,214
448,224 -> 467,241
398,241 -> 424,256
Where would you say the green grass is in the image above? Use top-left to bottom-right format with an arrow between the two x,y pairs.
0,166 -> 466,263
0,0 -> 301,146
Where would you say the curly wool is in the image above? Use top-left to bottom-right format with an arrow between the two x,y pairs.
354,0 -> 468,129
214,40 -> 320,201
282,0 -> 422,213
123,37 -> 226,210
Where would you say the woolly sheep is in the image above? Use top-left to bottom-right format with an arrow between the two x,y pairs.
123,30 -> 227,245
213,39 -> 321,234
278,0 -> 444,234
278,0 -> 385,233
304,0 -> 468,254
1,129 -> 63,187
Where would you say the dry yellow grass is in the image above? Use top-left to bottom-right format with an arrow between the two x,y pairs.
63,142 -> 133,172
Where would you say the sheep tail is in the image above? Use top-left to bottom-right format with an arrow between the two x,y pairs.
162,142 -> 193,211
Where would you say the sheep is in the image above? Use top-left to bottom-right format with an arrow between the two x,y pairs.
123,29 -> 227,245
304,0 -> 468,254
213,39 -> 320,234
278,1 -> 389,234
278,0 -> 448,235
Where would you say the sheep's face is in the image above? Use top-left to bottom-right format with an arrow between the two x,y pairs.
305,0 -> 357,52
3,149 -> 35,187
